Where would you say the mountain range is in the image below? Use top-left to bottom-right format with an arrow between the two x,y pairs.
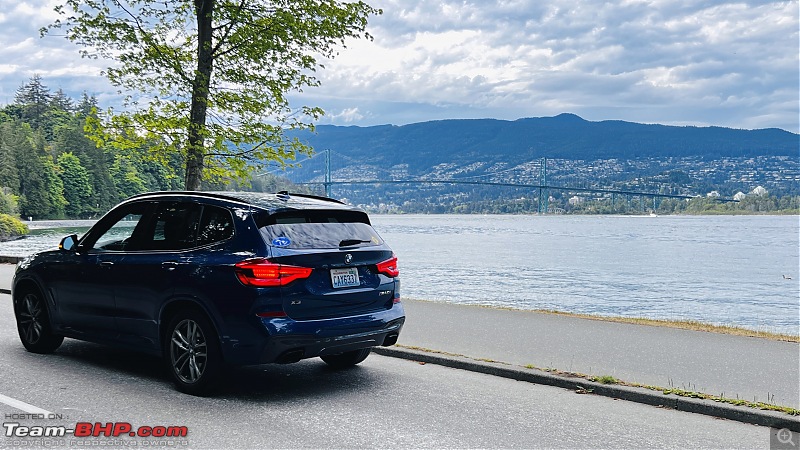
290,113 -> 797,173
281,114 -> 798,211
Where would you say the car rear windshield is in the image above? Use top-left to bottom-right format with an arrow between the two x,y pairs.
257,210 -> 384,250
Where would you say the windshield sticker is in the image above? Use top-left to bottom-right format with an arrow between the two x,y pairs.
271,237 -> 291,247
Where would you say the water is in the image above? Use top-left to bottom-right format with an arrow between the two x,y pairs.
2,215 -> 798,335
371,215 -> 800,335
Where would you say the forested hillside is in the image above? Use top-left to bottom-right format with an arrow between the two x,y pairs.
0,75 -> 184,219
0,76 -> 307,220
290,113 -> 797,173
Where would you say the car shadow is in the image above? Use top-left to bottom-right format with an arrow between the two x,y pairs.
43,339 -> 385,402
221,361 -> 382,402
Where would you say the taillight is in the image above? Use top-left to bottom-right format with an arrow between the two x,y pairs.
256,311 -> 288,318
235,259 -> 312,287
376,255 -> 399,277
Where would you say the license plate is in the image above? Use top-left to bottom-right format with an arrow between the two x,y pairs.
330,267 -> 359,289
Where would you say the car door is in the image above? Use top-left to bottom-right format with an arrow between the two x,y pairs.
111,201 -> 203,349
54,202 -> 154,337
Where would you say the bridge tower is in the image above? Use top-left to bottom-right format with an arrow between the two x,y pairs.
538,158 -> 548,214
324,149 -> 332,197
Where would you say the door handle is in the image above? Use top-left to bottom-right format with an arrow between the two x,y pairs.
99,261 -> 114,268
162,262 -> 179,271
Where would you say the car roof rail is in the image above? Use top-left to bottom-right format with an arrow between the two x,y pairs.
125,191 -> 248,202
123,190 -> 346,206
275,191 -> 346,205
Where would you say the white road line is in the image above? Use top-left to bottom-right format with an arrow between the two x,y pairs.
0,393 -> 53,415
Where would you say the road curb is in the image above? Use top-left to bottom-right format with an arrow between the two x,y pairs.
373,346 -> 800,431
0,256 -> 21,264
1,259 -> 17,295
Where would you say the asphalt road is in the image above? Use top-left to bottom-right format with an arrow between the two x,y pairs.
0,294 -> 771,449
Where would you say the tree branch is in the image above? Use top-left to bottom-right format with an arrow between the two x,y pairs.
204,139 -> 280,158
117,1 -> 192,84
211,0 -> 246,56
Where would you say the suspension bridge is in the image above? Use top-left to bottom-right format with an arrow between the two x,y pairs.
262,150 -> 735,213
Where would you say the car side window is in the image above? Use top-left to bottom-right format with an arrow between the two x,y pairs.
90,203 -> 152,252
196,205 -> 234,246
139,202 -> 203,251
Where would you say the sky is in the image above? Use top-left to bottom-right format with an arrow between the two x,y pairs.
0,0 -> 798,133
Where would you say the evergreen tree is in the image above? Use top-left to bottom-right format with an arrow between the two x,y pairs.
49,89 -> 76,137
109,155 -> 147,201
3,122 -> 51,219
50,89 -> 74,112
13,75 -> 52,131
0,123 -> 21,194
54,118 -> 117,211
76,92 -> 99,118
57,152 -> 94,218
42,157 -> 67,218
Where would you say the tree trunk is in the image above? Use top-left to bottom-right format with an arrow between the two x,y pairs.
185,0 -> 215,191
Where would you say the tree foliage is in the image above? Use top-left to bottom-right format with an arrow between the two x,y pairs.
0,214 -> 28,241
57,152 -> 95,218
46,0 -> 381,190
0,75 -> 315,220
13,74 -> 52,132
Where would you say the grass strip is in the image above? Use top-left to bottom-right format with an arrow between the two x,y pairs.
398,344 -> 800,416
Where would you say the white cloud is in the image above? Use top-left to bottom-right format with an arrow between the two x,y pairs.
0,0 -> 797,132
304,0 -> 799,131
325,107 -> 367,123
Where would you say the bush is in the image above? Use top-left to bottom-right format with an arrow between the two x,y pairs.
0,190 -> 19,215
0,213 -> 29,241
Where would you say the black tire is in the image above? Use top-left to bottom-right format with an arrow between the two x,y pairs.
15,289 -> 63,354
164,310 -> 222,396
320,348 -> 371,368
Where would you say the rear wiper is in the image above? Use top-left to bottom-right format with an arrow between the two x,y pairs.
339,239 -> 371,247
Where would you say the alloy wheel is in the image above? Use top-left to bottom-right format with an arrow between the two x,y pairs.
170,319 -> 208,384
19,293 -> 44,345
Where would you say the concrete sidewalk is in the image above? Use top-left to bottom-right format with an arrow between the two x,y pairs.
1,263 -> 797,410
397,299 -> 799,409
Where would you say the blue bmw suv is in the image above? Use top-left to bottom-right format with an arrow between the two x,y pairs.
12,191 -> 404,395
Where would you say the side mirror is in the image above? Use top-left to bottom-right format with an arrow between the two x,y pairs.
59,234 -> 79,251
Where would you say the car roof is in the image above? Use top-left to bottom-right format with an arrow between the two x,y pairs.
123,191 -> 364,215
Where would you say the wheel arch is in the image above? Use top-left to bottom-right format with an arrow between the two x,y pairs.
12,277 -> 48,312
158,298 -> 224,355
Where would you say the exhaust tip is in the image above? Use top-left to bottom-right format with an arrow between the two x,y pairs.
382,332 -> 399,347
275,349 -> 304,364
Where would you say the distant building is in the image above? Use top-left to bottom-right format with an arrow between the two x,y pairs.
568,196 -> 584,205
750,186 -> 768,196
733,192 -> 747,201
706,190 -> 720,198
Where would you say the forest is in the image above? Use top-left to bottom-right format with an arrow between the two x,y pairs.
0,75 -> 306,221
0,75 -> 180,220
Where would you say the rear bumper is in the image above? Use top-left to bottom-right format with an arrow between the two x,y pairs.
223,303 -> 405,365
